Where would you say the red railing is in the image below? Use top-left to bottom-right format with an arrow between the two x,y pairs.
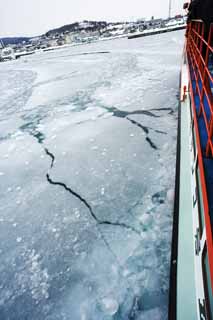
186,21 -> 213,294
187,21 -> 213,155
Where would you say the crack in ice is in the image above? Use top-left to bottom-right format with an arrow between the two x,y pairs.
149,107 -> 174,114
44,148 -> 55,168
44,146 -> 141,235
102,106 -> 160,119
99,105 -> 168,150
46,172 -> 141,236
19,116 -> 142,237
126,117 -> 158,150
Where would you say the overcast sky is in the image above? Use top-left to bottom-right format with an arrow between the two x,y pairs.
0,0 -> 184,37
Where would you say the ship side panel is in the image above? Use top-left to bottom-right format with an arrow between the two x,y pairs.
176,64 -> 197,320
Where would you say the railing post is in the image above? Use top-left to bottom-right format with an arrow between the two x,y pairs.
205,25 -> 213,157
206,118 -> 213,157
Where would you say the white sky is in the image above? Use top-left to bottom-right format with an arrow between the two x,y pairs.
0,0 -> 184,37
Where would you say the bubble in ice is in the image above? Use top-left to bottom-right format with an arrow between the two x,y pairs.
123,269 -> 130,277
101,187 -> 105,195
0,172 -> 5,176
91,145 -> 98,150
100,297 -> 119,315
139,213 -> 153,227
158,158 -> 163,164
73,236 -> 78,243
163,143 -> 169,150
74,208 -> 80,218
16,237 -> 22,243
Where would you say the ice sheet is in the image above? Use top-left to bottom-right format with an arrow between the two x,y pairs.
0,31 -> 184,319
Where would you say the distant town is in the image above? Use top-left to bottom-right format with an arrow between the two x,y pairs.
0,15 -> 186,61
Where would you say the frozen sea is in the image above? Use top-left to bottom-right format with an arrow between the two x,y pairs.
0,31 -> 184,320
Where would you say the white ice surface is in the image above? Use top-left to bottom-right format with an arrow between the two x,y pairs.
0,31 -> 184,320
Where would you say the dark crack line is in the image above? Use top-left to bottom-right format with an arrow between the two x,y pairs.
76,51 -> 110,56
99,221 -> 141,235
129,110 -> 160,117
46,173 -> 141,236
46,173 -> 98,222
155,129 -> 167,134
149,107 -> 174,115
145,137 -> 158,150
44,148 -> 55,168
149,107 -> 173,111
102,106 -> 160,119
99,105 -> 161,150
126,117 -> 158,150
126,117 -> 149,134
